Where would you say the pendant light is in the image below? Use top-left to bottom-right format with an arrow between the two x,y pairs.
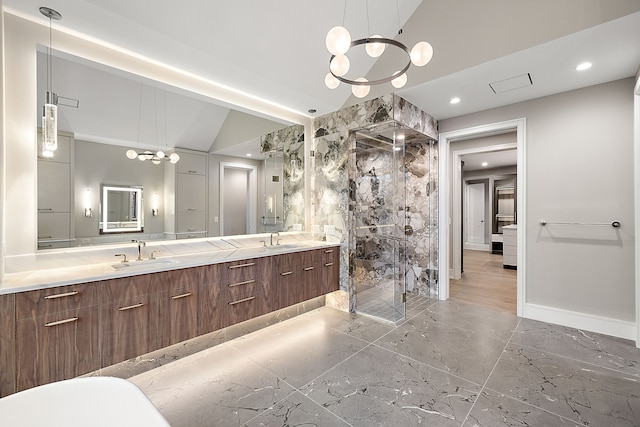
39,6 -> 62,157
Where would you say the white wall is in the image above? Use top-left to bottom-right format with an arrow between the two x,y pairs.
0,0 -> 5,275
441,78 -> 636,324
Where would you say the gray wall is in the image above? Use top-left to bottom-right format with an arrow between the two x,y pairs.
74,140 -> 165,240
441,78 -> 636,322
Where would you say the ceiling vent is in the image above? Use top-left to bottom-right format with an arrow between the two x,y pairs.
489,73 -> 533,94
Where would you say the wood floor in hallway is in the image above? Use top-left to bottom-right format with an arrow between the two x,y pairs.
450,249 -> 517,314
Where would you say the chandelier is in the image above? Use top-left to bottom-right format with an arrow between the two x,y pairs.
324,3 -> 433,98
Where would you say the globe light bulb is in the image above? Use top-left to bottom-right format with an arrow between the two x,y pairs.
325,26 -> 351,55
330,54 -> 350,77
138,155 -> 146,161
169,153 -> 180,164
365,35 -> 385,58
351,78 -> 370,98
391,72 -> 407,89
410,41 -> 433,67
325,72 -> 340,89
156,150 -> 165,159
126,149 -> 138,159
152,159 -> 161,165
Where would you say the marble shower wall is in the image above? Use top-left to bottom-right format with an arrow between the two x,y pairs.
261,124 -> 305,231
312,94 -> 438,312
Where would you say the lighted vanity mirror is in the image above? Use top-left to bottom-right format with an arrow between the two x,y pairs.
100,185 -> 143,234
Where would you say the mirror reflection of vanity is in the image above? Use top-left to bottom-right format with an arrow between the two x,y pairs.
35,50 -> 305,250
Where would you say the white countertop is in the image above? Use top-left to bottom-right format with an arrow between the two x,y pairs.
1,233 -> 340,295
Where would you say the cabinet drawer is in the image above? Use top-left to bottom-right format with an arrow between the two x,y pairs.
503,234 -> 517,247
37,212 -> 70,240
37,161 -> 70,212
321,247 -> 339,263
159,282 -> 199,347
176,152 -> 207,175
16,305 -> 100,391
176,209 -> 206,233
224,290 -> 270,327
101,294 -> 159,366
226,258 -> 259,283
100,274 -> 153,304
16,283 -> 99,320
176,174 -> 206,211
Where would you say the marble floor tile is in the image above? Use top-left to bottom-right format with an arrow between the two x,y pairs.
464,389 -> 584,426
245,391 -> 351,426
129,345 -> 295,427
230,314 -> 369,389
486,343 -> 640,427
425,299 -> 520,342
301,345 -> 482,426
376,310 -> 507,384
512,318 -> 640,378
300,306 -> 397,343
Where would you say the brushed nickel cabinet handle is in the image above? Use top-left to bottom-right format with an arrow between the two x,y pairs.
188,170 -> 197,174
228,262 -> 255,269
228,279 -> 255,288
324,262 -> 334,267
38,235 -> 53,239
171,292 -> 192,300
118,303 -> 144,311
38,208 -> 53,211
280,271 -> 293,276
44,291 -> 79,300
304,266 -> 315,271
228,296 -> 255,306
45,317 -> 79,327
325,249 -> 334,253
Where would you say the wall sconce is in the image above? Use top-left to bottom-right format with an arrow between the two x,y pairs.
83,188 -> 93,218
152,192 -> 159,216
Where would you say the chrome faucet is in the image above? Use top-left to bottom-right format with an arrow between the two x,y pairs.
270,232 -> 280,246
132,240 -> 146,261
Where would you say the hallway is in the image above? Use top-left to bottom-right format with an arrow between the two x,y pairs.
450,249 -> 517,314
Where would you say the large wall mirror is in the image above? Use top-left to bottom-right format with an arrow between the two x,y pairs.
36,49 -> 303,249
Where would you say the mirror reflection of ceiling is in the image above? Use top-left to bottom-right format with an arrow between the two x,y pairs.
461,150 -> 517,172
11,0 -> 640,119
36,51 -> 289,156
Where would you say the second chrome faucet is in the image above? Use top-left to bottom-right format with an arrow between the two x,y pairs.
132,240 -> 146,261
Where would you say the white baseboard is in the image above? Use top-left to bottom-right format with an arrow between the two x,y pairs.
464,243 -> 490,251
524,303 -> 637,342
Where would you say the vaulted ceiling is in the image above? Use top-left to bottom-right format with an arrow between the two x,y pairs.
6,0 -> 640,154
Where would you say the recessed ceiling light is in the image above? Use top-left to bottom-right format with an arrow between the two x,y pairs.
246,153 -> 252,157
450,97 -> 461,104
576,62 -> 592,71
481,162 -> 488,167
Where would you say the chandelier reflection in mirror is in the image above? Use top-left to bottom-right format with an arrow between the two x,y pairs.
125,84 -> 180,165
324,1 -> 433,98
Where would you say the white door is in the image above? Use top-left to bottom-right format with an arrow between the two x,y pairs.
465,183 -> 485,244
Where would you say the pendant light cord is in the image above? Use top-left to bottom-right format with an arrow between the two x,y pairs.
396,0 -> 403,35
366,0 -> 371,36
47,15 -> 52,94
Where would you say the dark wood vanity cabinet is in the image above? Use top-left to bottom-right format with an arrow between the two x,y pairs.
320,247 -> 340,295
0,293 -> 16,397
158,268 -> 202,348
14,283 -> 100,392
200,258 -> 274,332
100,274 -> 159,367
1,245 -> 340,396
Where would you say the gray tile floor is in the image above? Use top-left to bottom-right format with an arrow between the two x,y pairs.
129,300 -> 640,426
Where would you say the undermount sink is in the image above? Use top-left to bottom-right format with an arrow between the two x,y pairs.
264,243 -> 298,250
111,258 -> 180,270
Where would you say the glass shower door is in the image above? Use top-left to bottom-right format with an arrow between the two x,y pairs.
353,123 -> 407,322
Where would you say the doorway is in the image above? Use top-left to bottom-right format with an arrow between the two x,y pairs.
438,118 -> 526,316
464,182 -> 487,249
219,162 -> 257,236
